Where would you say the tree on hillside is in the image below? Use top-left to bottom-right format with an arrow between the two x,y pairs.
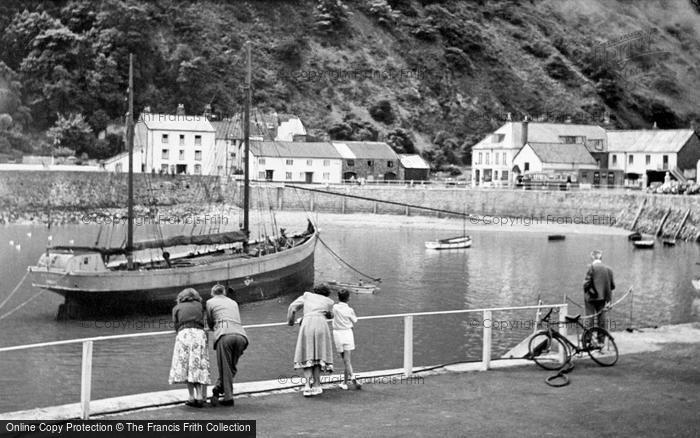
0,62 -> 31,129
314,0 -> 351,33
47,113 -> 94,158
0,10 -> 62,70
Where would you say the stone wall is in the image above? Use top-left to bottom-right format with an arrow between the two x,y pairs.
1,171 -> 698,240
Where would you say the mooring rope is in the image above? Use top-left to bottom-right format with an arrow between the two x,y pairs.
317,235 -> 381,283
0,290 -> 46,321
0,271 -> 29,311
564,287 -> 633,320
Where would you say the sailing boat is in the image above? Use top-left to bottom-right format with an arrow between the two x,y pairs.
424,207 -> 472,250
28,50 -> 317,318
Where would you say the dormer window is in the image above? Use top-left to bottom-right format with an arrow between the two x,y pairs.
491,134 -> 505,143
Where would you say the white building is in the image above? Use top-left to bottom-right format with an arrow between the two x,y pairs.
512,142 -> 598,174
606,129 -> 700,183
249,141 -> 343,183
471,121 -> 606,186
103,111 -> 217,175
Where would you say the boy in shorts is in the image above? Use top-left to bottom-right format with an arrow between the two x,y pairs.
332,289 -> 361,390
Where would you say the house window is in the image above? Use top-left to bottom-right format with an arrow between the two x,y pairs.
492,134 -> 504,143
195,150 -> 202,161
179,135 -> 185,146
324,160 -> 330,166
478,152 -> 482,165
162,149 -> 169,160
645,155 -> 650,165
387,160 -> 393,167
194,135 -> 201,146
494,170 -> 499,180
299,172 -> 306,180
495,153 -> 499,165
501,170 -> 509,181
347,159 -> 354,167
286,172 -> 292,180
628,155 -> 634,165
161,134 -> 169,144
160,164 -> 168,173
662,155 -> 668,169
524,162 -> 530,171
179,150 -> 185,160
502,152 -> 507,165
286,159 -> 294,165
367,160 -> 374,166
306,159 -> 313,166
485,153 -> 490,165
258,158 -> 266,165
194,164 -> 201,175
323,172 -> 330,180
258,171 -> 265,179
612,154 -> 617,166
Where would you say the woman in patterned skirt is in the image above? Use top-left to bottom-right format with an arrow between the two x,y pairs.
169,288 -> 211,408
287,284 -> 335,397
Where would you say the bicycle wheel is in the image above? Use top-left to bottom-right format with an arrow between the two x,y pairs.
528,331 -> 569,370
582,327 -> 619,366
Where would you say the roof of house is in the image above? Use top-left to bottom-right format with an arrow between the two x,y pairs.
250,141 -> 342,159
606,129 -> 696,153
398,154 -> 430,169
332,142 -> 398,160
210,120 -> 238,140
138,114 -> 214,132
519,142 -> 597,165
472,122 -> 606,150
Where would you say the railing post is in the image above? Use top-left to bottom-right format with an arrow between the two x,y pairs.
558,304 -> 568,364
482,310 -> 492,370
403,315 -> 413,376
80,340 -> 93,420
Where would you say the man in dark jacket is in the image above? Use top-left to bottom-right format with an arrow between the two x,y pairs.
206,285 -> 248,407
583,250 -> 615,338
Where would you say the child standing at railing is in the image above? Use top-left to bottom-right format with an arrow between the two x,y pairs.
332,290 -> 361,390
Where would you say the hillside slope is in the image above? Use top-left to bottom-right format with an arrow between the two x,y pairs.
0,0 -> 698,165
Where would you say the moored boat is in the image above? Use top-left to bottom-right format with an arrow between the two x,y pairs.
28,51 -> 317,318
548,234 -> 566,241
633,239 -> 655,249
628,231 -> 642,241
425,235 -> 472,250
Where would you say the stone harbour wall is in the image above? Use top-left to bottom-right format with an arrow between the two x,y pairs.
1,171 -> 698,241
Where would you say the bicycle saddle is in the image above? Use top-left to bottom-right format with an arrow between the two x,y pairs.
565,314 -> 581,322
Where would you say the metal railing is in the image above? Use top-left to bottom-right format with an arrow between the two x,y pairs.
0,303 -> 568,419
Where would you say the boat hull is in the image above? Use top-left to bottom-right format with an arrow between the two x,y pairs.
29,234 -> 317,318
425,239 -> 472,250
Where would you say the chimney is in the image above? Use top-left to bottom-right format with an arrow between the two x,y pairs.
204,104 -> 212,119
522,116 -> 529,147
143,106 -> 151,113
176,103 -> 185,116
652,121 -> 658,129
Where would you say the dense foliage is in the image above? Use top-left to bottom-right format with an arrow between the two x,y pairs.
0,0 -> 698,166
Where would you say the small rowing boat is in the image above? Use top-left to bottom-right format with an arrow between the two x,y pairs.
633,239 -> 655,249
662,238 -> 676,246
548,235 -> 565,241
425,235 -> 472,250
327,280 -> 380,294
628,231 -> 642,241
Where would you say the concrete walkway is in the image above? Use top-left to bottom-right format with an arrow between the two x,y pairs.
103,325 -> 700,438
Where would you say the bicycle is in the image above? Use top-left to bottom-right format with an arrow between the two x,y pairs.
528,307 -> 619,370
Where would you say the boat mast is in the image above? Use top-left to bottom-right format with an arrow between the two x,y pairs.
243,41 -> 251,237
126,53 -> 135,269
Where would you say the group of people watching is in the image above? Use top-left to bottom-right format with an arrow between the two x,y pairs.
169,283 -> 360,407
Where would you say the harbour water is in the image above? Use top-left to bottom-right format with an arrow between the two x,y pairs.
0,218 -> 698,413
